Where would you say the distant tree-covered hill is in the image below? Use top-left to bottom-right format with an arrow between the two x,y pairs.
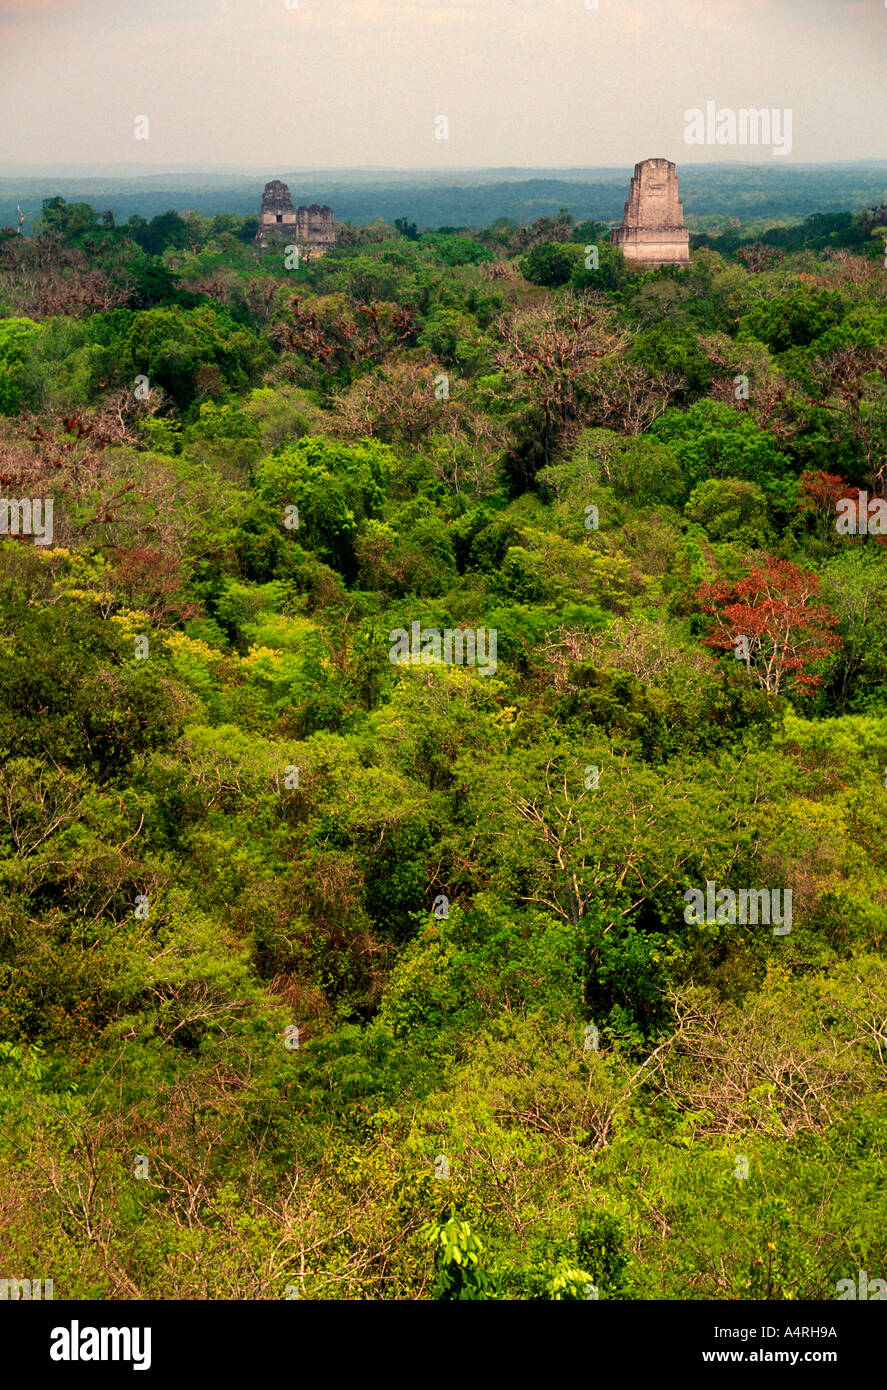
2,162 -> 886,237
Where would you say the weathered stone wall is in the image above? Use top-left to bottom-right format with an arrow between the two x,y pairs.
257,182 -> 336,253
258,179 -> 297,234
294,203 -> 335,246
611,159 -> 690,267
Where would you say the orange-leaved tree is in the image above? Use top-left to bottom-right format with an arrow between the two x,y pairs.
799,469 -> 859,549
698,556 -> 842,696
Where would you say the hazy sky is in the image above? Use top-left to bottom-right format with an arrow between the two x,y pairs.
1,0 -> 884,169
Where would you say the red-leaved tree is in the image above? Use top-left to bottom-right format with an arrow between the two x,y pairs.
698,556 -> 842,696
799,470 -> 860,549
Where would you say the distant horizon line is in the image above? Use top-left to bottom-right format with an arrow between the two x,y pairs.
2,158 -> 886,179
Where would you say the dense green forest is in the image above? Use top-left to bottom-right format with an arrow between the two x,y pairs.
1,192 -> 886,1301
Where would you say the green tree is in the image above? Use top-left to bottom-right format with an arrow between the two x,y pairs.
0,318 -> 42,415
520,241 -> 584,287
684,477 -> 772,545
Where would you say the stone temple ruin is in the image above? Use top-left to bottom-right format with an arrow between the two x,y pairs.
256,179 -> 336,256
611,158 -> 691,268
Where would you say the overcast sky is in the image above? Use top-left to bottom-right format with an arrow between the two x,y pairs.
1,0 -> 885,169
